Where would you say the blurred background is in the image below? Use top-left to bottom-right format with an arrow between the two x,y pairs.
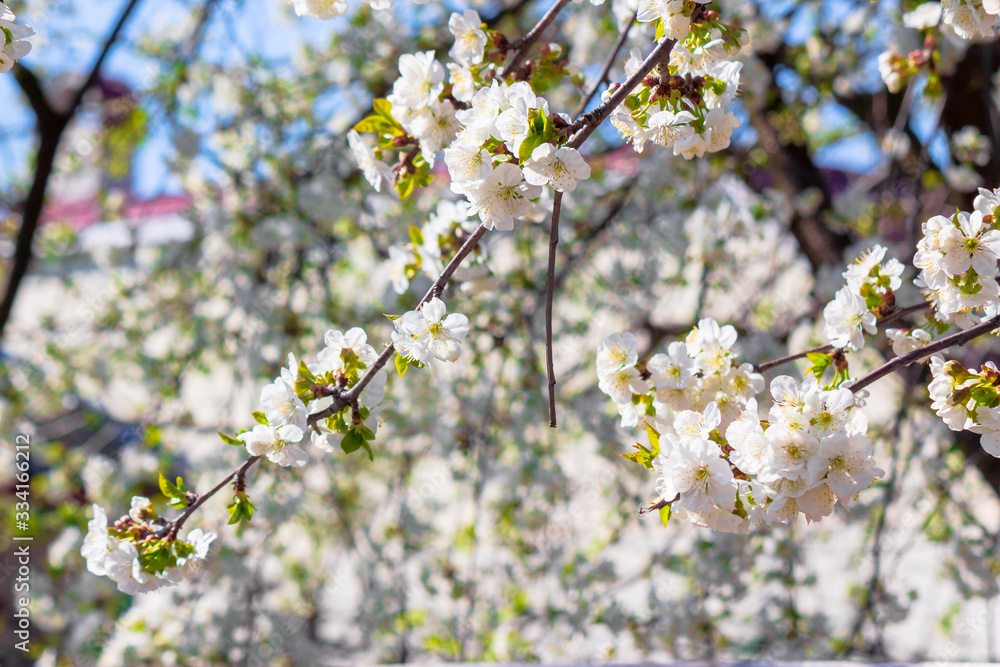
1,0 -> 1000,663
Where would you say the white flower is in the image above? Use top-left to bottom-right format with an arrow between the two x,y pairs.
903,2 -> 943,28
387,245 -> 416,294
886,328 -> 933,357
878,51 -> 904,93
174,528 -> 217,579
685,318 -> 738,373
702,108 -> 741,153
806,432 -> 883,500
444,138 -> 493,194
313,327 -> 379,376
644,109 -> 696,150
408,101 -> 461,162
260,377 -> 308,432
391,297 -> 470,364
596,332 -> 639,378
448,10 -> 488,66
467,162 -> 540,231
291,0 -> 348,19
674,402 -> 722,442
447,63 -> 477,103
656,437 -> 736,512
937,210 -> 1000,277
388,51 -> 445,110
823,286 -> 877,350
347,130 -> 394,192
974,186 -> 1000,217
128,496 -> 153,522
82,505 -> 114,576
0,4 -> 33,72
941,0 -> 998,38
725,400 -> 769,476
971,405 -> 1000,456
762,422 -> 820,480
522,144 -> 591,193
647,341 -> 694,389
238,423 -> 309,467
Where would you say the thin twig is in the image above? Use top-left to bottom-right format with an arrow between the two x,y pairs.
847,313 -> 1000,393
567,37 -> 676,149
0,0 -> 143,342
545,192 -> 563,427
166,456 -> 261,539
307,225 -> 490,429
572,10 -> 637,120
498,0 -> 572,80
753,302 -> 933,373
754,343 -> 834,373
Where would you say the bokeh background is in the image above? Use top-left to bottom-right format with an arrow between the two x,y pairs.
2,0 -> 1000,664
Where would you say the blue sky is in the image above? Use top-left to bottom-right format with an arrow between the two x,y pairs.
0,0 -> 939,203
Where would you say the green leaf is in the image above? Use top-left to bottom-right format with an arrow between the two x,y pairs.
227,493 -> 255,525
298,360 -> 316,384
352,114 -> 392,134
517,133 -> 547,164
361,441 -> 375,462
395,353 -> 410,377
655,18 -> 665,42
159,473 -> 179,499
341,430 -> 365,455
397,173 -> 417,200
621,443 -> 655,469
251,411 -> 268,425
645,424 -> 661,457
409,225 -> 424,246
658,504 -> 671,527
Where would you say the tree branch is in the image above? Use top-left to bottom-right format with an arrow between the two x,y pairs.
572,10 -> 637,120
166,456 -> 261,539
567,37 -> 676,149
544,192 -> 563,427
498,0 -> 572,80
0,0 -> 143,343
847,313 -> 1000,393
753,302 -> 933,373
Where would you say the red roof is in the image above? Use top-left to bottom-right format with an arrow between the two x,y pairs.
40,194 -> 193,230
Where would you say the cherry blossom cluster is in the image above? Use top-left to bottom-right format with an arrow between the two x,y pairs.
596,320 -> 764,435
347,9 -> 589,228
928,355 -> 1000,456
598,322 -> 883,532
822,245 -> 904,351
608,7 -> 744,158
0,2 -> 34,72
914,187 -> 1000,328
80,294 -> 470,594
83,501 -> 216,594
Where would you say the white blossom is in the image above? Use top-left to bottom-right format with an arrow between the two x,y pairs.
522,144 -> 591,193
239,423 -> 309,467
391,297 -> 470,363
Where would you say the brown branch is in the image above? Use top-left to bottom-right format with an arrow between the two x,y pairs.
545,192 -> 563,427
755,343 -> 834,374
307,224 -> 491,430
498,0 -> 572,80
847,313 -> 1000,393
572,10 -> 637,120
0,0 -> 143,343
753,302 -> 933,373
166,456 -> 261,540
567,37 -> 676,149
